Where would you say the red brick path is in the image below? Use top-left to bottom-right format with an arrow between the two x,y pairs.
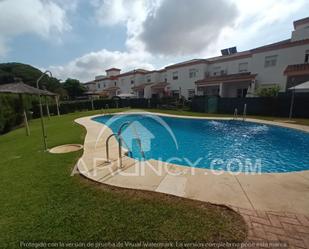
230,206 -> 309,248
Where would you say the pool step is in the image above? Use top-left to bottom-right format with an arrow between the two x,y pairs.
94,156 -> 137,182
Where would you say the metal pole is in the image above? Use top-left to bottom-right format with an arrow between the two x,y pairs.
118,138 -> 122,168
289,89 -> 295,120
45,96 -> 50,120
55,96 -> 60,116
38,92 -> 47,150
36,70 -> 52,151
234,108 -> 238,120
243,104 -> 247,121
24,110 -> 30,136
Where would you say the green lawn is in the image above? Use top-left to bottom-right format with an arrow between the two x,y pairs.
0,108 -> 246,248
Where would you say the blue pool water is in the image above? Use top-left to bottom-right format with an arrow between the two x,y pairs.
93,114 -> 309,173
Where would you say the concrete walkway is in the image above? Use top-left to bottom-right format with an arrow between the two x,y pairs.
75,112 -> 309,248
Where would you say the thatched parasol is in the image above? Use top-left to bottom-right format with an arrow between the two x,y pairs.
0,82 -> 59,136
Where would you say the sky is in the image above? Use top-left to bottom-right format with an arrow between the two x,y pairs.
0,0 -> 308,82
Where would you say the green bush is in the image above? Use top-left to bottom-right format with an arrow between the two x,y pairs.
0,94 -> 43,134
256,85 -> 280,97
0,95 -> 22,134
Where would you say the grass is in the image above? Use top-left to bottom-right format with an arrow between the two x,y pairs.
0,108 -> 247,248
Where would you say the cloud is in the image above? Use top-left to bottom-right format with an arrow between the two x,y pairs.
49,49 -> 154,82
29,0 -> 309,82
139,0 -> 238,56
92,0 -> 158,52
204,0 -> 309,56
54,0 -> 80,12
92,0 -> 308,58
0,0 -> 70,56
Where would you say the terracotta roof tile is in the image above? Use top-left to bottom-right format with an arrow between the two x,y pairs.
284,63 -> 309,75
151,82 -> 170,89
195,73 -> 257,85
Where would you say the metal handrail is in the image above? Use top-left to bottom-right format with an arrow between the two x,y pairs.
117,121 -> 133,161
131,123 -> 145,159
117,121 -> 131,136
105,122 -> 133,168
105,121 -> 146,168
233,108 -> 238,120
136,138 -> 145,159
105,133 -> 117,162
105,133 -> 129,168
243,104 -> 247,121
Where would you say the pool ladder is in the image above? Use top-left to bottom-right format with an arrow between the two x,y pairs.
233,108 -> 238,120
105,121 -> 145,168
233,104 -> 247,121
243,104 -> 247,121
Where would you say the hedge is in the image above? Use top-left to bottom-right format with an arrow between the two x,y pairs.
0,97 -> 182,134
0,95 -> 23,134
0,94 -> 55,134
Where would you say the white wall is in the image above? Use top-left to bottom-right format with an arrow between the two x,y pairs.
292,28 -> 309,42
292,21 -> 309,42
144,85 -> 152,98
118,75 -> 132,94
85,83 -> 96,91
251,44 -> 309,91
166,63 -> 207,99
117,73 -> 145,95
208,57 -> 252,76
144,71 -> 161,84
106,70 -> 120,77
221,82 -> 249,97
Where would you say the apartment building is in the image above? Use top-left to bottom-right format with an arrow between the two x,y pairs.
85,17 -> 309,99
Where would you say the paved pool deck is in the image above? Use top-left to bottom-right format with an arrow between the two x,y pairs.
75,111 -> 309,247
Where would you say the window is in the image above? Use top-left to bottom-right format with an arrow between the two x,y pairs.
114,81 -> 117,86
237,88 -> 247,98
189,69 -> 198,78
171,90 -> 179,97
239,62 -> 248,72
164,74 -> 167,82
130,78 -> 134,84
188,89 -> 195,98
305,50 -> 309,63
103,84 -> 106,88
264,55 -> 278,68
146,75 -> 151,82
97,83 -> 100,88
213,66 -> 221,76
172,71 -> 178,80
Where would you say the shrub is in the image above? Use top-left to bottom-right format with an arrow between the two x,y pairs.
256,86 -> 280,97
0,95 -> 22,134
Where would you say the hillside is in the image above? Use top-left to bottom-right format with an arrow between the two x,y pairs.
0,63 -> 62,92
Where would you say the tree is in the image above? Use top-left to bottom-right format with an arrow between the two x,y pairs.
256,85 -> 280,97
62,78 -> 86,99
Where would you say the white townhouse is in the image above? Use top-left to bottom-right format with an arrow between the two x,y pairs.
85,17 -> 309,100
195,17 -> 309,98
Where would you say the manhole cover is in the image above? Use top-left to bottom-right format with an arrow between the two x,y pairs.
49,144 -> 83,154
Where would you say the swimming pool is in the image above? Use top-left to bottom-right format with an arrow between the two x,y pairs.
93,114 -> 309,173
